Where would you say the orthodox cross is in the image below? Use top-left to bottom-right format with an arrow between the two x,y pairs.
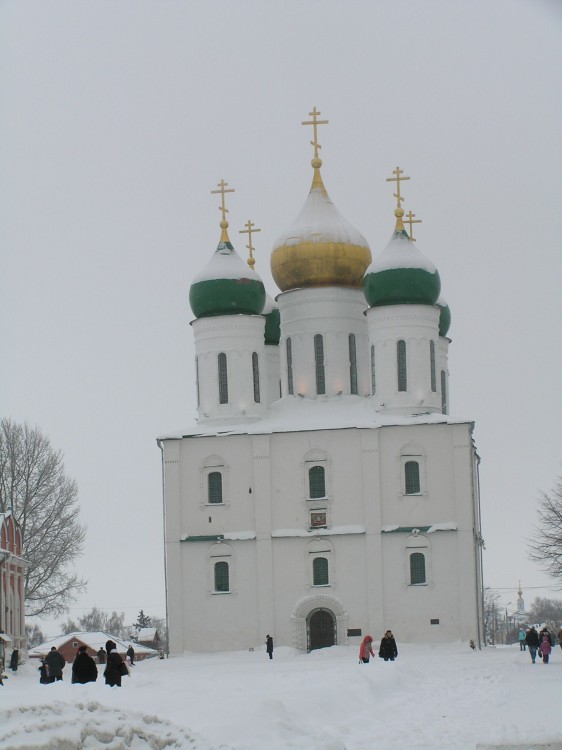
211,179 -> 235,224
302,107 -> 329,159
386,167 -> 410,209
404,210 -> 422,241
239,219 -> 261,269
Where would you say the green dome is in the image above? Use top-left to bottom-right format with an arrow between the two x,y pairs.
363,229 -> 441,307
437,296 -> 451,337
262,294 -> 281,345
189,240 -> 266,318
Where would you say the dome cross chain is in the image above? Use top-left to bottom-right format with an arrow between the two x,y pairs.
302,107 -> 329,160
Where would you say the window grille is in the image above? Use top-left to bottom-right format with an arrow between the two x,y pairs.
349,334 -> 358,394
252,352 -> 260,403
370,344 -> 376,394
214,561 -> 229,592
410,552 -> 426,585
404,461 -> 421,494
286,338 -> 294,395
314,334 -> 326,395
430,341 -> 437,392
309,465 -> 326,498
397,340 -> 407,391
218,353 -> 228,404
313,557 -> 329,586
441,370 -> 448,414
208,472 -> 223,504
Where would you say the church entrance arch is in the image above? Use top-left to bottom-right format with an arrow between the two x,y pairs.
307,608 -> 336,651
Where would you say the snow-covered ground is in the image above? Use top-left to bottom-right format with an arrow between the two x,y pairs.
1,642 -> 560,749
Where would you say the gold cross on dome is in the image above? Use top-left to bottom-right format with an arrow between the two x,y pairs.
239,219 -> 261,269
302,106 -> 329,159
386,167 -> 410,209
211,179 -> 235,223
404,210 -> 422,241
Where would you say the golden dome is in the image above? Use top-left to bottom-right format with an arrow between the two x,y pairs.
271,160 -> 372,291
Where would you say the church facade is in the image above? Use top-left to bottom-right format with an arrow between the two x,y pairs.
158,112 -> 484,654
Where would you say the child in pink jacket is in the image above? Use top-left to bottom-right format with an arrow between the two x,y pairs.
539,635 -> 552,664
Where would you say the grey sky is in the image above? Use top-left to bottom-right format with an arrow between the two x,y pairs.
1,0 -> 561,634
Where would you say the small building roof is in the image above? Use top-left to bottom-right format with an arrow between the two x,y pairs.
28,631 -> 158,658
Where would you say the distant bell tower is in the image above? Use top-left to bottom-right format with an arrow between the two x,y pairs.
516,581 -> 525,612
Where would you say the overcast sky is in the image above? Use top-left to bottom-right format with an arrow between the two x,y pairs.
1,0 -> 561,635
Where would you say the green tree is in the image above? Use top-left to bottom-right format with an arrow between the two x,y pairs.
0,418 -> 86,617
135,610 -> 152,628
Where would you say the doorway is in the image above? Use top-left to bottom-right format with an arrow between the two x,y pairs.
307,608 -> 336,651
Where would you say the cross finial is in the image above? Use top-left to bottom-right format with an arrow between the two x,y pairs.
211,179 -> 235,242
404,210 -> 422,241
386,167 -> 411,210
302,106 -> 329,161
239,219 -> 261,269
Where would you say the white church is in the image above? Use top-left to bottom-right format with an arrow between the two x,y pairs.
158,110 -> 484,654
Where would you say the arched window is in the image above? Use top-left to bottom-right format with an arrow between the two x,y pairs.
208,472 -> 223,504
397,340 -> 407,392
214,561 -> 229,592
370,344 -> 376,394
410,552 -> 426,585
314,334 -> 326,395
309,465 -> 326,498
349,334 -> 358,394
286,338 -> 294,395
218,353 -> 228,404
404,461 -> 421,494
430,341 -> 437,393
313,557 -> 329,586
252,352 -> 260,403
441,370 -> 448,414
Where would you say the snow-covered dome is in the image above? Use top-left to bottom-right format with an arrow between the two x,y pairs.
262,293 -> 280,345
437,296 -> 451,337
189,222 -> 266,319
270,158 -> 372,291
363,209 -> 440,307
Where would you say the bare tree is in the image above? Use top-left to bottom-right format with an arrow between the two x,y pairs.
59,608 -> 126,637
528,474 -> 562,587
25,623 -> 45,648
528,597 -> 562,629
0,418 -> 86,617
483,587 -> 502,645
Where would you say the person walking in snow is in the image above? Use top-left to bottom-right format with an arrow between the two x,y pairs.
525,626 -> 540,664
378,630 -> 398,662
558,627 -> 562,649
539,627 -> 553,648
538,634 -> 552,664
517,629 -> 526,651
104,640 -> 127,687
44,646 -> 65,682
97,647 -> 106,664
266,635 -> 274,660
72,645 -> 98,684
359,635 -> 375,663
126,644 -> 135,665
9,649 -> 19,672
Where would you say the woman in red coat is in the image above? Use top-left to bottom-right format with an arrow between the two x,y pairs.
359,635 -> 375,663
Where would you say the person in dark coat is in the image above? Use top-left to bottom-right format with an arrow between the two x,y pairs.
126,644 -> 135,666
104,640 -> 127,687
38,659 -> 49,684
9,649 -> 19,672
525,626 -> 540,664
72,645 -> 98,684
97,647 -> 106,664
266,635 -> 273,660
378,630 -> 398,661
44,646 -> 66,681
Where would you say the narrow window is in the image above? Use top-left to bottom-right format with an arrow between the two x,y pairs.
252,352 -> 260,403
309,465 -> 326,498
397,340 -> 407,391
208,472 -> 223,504
405,461 -> 421,494
287,338 -> 294,395
370,344 -> 376,394
430,341 -> 437,393
410,552 -> 426,585
195,356 -> 200,408
218,353 -> 228,404
313,557 -> 329,586
441,370 -> 448,414
349,334 -> 358,394
314,334 -> 326,395
214,561 -> 229,592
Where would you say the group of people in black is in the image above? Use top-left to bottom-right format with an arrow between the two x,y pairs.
524,626 -> 560,665
38,641 -> 135,686
358,630 -> 398,663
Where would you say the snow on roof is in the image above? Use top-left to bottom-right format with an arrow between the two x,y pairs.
158,395 -> 471,440
367,230 -> 437,273
134,627 -> 158,639
191,243 -> 263,283
28,631 -> 159,657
